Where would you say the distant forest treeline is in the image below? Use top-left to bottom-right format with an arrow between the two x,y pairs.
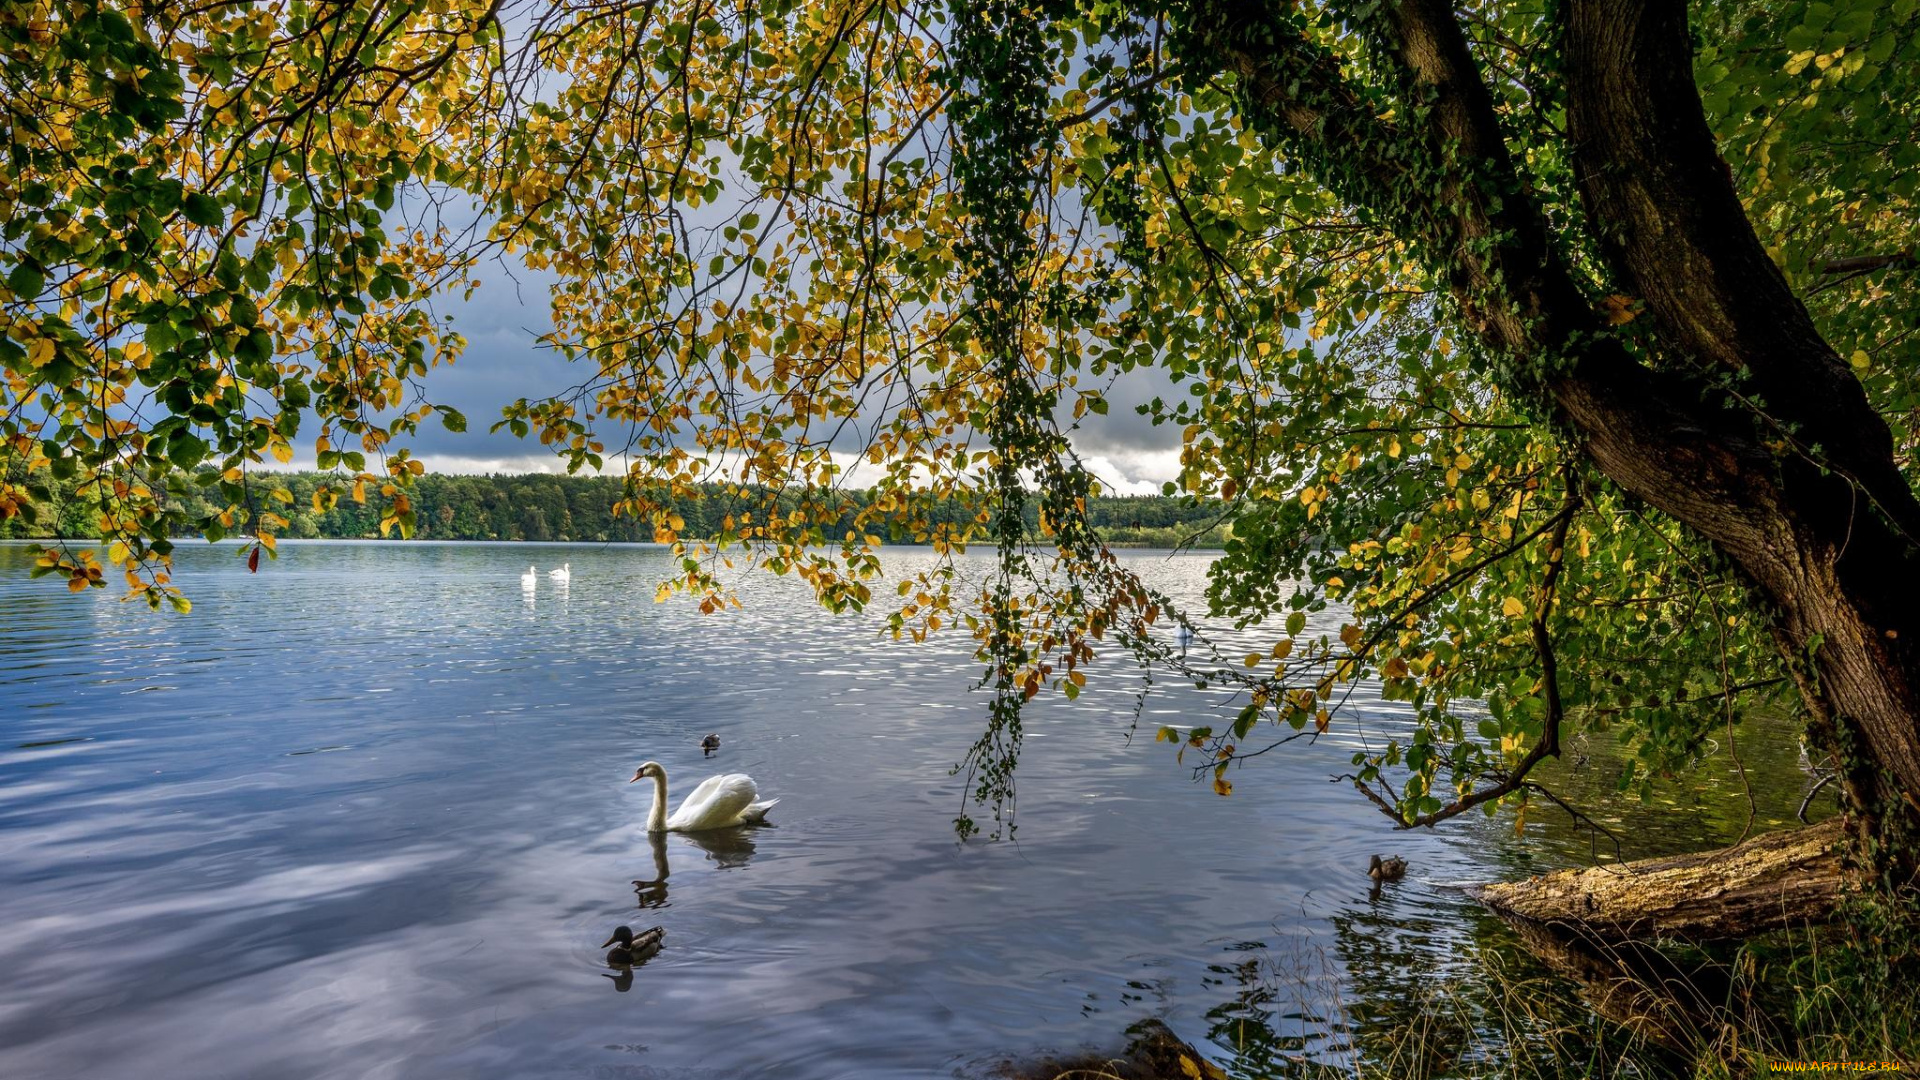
3,471 -> 1233,548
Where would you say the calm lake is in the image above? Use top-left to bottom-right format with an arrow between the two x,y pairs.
0,541 -> 1810,1079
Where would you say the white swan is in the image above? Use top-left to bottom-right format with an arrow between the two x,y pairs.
549,562 -> 571,583
521,565 -> 538,587
631,760 -> 777,832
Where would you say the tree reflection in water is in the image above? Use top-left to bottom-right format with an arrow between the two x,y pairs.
1193,908 -> 1682,1079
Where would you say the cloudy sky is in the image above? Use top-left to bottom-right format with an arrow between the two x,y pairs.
380,253 -> 1188,496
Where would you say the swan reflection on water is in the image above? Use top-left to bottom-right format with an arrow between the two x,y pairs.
631,826 -> 759,908
683,824 -> 758,868
610,828 -> 758,992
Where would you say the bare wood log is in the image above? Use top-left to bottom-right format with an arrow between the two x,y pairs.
1468,819 -> 1853,942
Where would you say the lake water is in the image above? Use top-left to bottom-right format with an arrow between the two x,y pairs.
0,541 -> 1812,1079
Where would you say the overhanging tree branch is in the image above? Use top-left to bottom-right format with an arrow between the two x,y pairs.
1364,476 -> 1581,829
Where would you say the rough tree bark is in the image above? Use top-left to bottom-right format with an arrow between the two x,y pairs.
1168,0 -> 1920,855
1561,0 -> 1920,851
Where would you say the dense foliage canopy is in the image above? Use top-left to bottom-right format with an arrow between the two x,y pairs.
4,0 -> 1917,844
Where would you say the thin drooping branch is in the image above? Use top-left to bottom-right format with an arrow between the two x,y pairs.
1372,480 -> 1580,829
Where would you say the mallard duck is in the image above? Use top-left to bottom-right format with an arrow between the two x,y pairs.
700,733 -> 720,756
1368,854 -> 1408,883
601,925 -> 665,965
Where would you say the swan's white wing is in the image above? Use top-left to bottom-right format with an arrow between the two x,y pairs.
666,773 -> 762,830
669,773 -> 729,819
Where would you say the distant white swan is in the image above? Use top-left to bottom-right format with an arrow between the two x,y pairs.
549,562 -> 571,583
631,760 -> 777,832
521,565 -> 538,587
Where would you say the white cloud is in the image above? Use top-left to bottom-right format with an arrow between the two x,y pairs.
1074,446 -> 1183,496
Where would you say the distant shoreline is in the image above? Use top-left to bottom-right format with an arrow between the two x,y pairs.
2,535 -> 1227,552
2,471 -> 1234,549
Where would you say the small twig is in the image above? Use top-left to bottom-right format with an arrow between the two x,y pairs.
1521,782 -> 1625,867
1797,773 -> 1836,824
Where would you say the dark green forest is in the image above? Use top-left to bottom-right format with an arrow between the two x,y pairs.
1,470 -> 1232,548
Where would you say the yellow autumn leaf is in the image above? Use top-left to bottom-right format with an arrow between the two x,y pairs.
1501,596 -> 1527,618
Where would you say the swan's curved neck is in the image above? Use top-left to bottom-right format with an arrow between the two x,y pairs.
646,768 -> 669,832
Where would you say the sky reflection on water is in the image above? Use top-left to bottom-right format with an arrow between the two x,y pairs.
0,541 -> 1787,1078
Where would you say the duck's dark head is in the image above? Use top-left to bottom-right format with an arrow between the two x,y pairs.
602,925 -> 634,949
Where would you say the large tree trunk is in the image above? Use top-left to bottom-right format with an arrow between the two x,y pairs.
1469,819 -> 1853,942
1558,0 -> 1920,853
1169,0 -> 1920,853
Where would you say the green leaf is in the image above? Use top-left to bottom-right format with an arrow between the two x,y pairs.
182,192 -> 223,228
7,264 -> 44,298
1232,701 -> 1259,740
235,328 -> 273,364
167,431 -> 207,469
